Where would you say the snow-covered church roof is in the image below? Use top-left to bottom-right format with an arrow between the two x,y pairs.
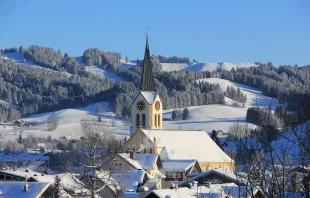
141,129 -> 233,163
132,91 -> 158,104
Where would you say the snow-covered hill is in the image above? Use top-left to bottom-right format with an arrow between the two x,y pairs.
0,102 -> 130,141
85,66 -> 124,82
162,104 -> 252,133
161,62 -> 257,72
196,78 -> 279,110
0,52 -> 72,76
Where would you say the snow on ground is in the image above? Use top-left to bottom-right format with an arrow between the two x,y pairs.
196,78 -> 279,110
160,63 -> 189,72
0,102 -> 130,141
0,52 -> 72,76
120,59 -> 137,69
0,52 -> 35,65
162,104 -> 251,133
85,66 -> 124,82
270,121 -> 310,164
161,62 -> 257,72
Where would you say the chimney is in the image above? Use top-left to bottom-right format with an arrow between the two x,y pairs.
24,175 -> 28,192
130,151 -> 134,159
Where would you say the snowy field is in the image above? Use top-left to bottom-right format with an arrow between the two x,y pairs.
196,78 -> 279,110
162,104 -> 249,133
0,78 -> 279,140
0,102 -> 130,141
85,66 -> 124,82
0,52 -> 72,76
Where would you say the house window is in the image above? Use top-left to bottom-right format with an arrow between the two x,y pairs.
154,114 -> 157,127
144,148 -> 146,153
166,172 -> 172,178
142,114 -> 146,127
133,148 -> 135,152
172,172 -> 176,179
158,114 -> 160,127
136,114 -> 140,127
176,172 -> 182,179
149,148 -> 152,153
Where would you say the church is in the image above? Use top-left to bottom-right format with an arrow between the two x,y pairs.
124,34 -> 234,171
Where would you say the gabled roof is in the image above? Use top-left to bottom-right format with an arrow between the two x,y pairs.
133,154 -> 159,170
141,129 -> 233,163
117,153 -> 143,169
132,91 -> 158,105
97,169 -> 153,193
0,182 -> 51,198
178,167 -> 243,187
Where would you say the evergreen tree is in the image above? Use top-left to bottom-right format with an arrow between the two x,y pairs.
125,56 -> 129,63
182,108 -> 189,120
19,46 -> 25,52
47,135 -> 52,143
18,134 -> 22,144
211,130 -> 218,141
53,175 -> 62,198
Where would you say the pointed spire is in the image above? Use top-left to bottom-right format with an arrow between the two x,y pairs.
140,27 -> 155,92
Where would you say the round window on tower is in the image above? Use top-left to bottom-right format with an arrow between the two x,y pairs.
155,101 -> 160,111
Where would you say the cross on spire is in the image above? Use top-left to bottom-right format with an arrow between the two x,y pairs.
146,25 -> 148,37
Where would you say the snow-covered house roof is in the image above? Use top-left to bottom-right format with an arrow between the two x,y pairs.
140,129 -> 233,163
0,169 -> 84,194
117,153 -> 143,169
96,169 -> 153,193
178,167 -> 242,187
145,187 -> 197,198
0,182 -> 51,198
145,183 -> 256,198
161,160 -> 197,172
132,91 -> 158,105
133,154 -> 159,170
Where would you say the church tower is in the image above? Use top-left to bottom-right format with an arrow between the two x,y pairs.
130,33 -> 162,136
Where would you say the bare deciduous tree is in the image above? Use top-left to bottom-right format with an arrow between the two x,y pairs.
64,119 -> 122,198
48,114 -> 59,131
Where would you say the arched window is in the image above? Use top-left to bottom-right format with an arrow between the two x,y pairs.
144,148 -> 146,153
142,114 -> 146,127
149,148 -> 152,153
158,114 -> 160,127
136,114 -> 140,127
154,114 -> 157,127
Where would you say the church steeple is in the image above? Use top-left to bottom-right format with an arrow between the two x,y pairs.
140,30 -> 155,92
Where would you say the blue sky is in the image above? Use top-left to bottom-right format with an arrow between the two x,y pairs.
1,0 -> 309,66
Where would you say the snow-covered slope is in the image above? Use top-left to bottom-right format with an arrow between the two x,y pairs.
196,78 -> 279,110
161,62 -> 257,72
85,66 -> 124,82
120,59 -> 137,69
0,52 -> 35,65
0,102 -> 130,141
162,104 -> 251,133
75,56 -> 125,82
0,52 -> 72,76
270,121 -> 310,164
